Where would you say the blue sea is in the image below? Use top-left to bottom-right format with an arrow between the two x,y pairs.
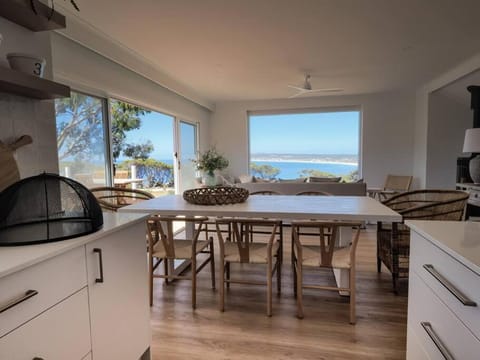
251,161 -> 357,179
129,158 -> 356,179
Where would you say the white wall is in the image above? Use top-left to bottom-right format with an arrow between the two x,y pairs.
51,33 -> 211,150
413,52 -> 480,188
0,18 -> 58,177
210,91 -> 416,188
426,92 -> 471,188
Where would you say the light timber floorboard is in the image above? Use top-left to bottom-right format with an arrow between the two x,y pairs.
149,225 -> 407,359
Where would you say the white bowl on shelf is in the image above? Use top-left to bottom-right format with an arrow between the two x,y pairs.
6,53 -> 46,78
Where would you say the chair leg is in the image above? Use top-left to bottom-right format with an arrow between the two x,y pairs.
377,256 -> 382,273
226,262 -> 231,289
293,254 -> 297,299
349,268 -> 356,325
149,256 -> 154,307
164,258 -> 169,285
392,274 -> 398,295
267,258 -> 273,317
209,239 -> 216,290
276,250 -> 282,296
219,260 -> 225,312
296,263 -> 304,319
191,258 -> 197,309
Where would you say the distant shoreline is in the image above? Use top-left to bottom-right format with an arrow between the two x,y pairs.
251,158 -> 358,166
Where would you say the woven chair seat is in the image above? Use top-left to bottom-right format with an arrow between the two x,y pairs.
153,239 -> 211,259
223,241 -> 280,264
296,245 -> 352,268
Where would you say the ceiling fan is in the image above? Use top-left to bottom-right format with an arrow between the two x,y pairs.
288,74 -> 343,98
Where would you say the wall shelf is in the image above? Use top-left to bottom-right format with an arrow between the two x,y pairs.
0,0 -> 66,31
0,66 -> 70,99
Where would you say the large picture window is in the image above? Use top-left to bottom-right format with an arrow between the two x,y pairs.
249,110 -> 360,181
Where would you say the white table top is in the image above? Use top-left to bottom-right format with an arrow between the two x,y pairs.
0,212 -> 148,279
119,194 -> 402,222
406,220 -> 480,276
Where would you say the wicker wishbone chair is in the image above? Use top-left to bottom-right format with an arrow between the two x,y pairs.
215,217 -> 283,316
146,215 -> 215,308
90,186 -> 154,211
292,220 -> 362,324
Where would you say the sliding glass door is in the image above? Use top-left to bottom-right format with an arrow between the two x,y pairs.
176,120 -> 198,193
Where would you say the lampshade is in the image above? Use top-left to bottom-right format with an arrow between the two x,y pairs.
463,128 -> 480,153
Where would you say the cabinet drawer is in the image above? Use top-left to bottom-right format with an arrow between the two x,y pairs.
410,232 -> 480,340
0,288 -> 91,360
408,271 -> 480,359
0,246 -> 87,337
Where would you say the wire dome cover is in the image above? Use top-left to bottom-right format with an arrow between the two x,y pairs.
0,173 -> 103,246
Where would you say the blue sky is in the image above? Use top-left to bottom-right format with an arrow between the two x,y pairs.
249,111 -> 360,154
121,111 -> 174,160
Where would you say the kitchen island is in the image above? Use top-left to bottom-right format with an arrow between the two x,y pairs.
406,220 -> 480,360
0,212 -> 151,360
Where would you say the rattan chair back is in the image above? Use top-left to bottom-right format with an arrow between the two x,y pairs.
377,189 -> 469,292
90,186 -> 154,211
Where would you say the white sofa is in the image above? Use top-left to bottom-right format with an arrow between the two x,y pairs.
237,181 -> 367,196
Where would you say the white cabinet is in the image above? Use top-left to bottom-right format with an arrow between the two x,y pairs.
0,213 -> 151,360
406,221 -> 480,360
86,220 -> 150,360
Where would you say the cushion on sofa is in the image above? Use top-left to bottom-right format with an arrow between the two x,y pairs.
307,176 -> 342,183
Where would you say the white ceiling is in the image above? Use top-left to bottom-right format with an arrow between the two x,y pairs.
61,0 -> 480,104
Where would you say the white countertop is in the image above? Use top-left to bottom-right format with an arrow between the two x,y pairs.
119,194 -> 402,222
406,220 -> 480,275
0,212 -> 149,279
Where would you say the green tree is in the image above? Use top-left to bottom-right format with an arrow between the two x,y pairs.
250,163 -> 280,180
110,100 -> 151,161
123,141 -> 154,160
56,94 -> 152,162
56,93 -> 104,161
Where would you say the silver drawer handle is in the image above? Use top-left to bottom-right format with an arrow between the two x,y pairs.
423,264 -> 477,307
421,322 -> 455,360
0,290 -> 39,314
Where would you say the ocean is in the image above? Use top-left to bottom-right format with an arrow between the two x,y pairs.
251,161 -> 357,179
127,158 -> 357,179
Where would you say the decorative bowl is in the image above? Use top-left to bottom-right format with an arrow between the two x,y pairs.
7,53 -> 46,78
183,186 -> 249,205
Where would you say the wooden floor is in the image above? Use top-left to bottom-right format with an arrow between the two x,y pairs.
149,226 -> 408,360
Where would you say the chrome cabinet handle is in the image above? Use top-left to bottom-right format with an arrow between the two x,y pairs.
0,289 -> 39,314
421,322 -> 455,360
93,248 -> 104,283
423,264 -> 477,307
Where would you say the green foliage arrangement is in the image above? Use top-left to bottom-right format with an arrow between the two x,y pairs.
250,163 -> 280,180
194,148 -> 229,176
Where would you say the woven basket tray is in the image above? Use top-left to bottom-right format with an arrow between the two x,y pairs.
183,186 -> 249,205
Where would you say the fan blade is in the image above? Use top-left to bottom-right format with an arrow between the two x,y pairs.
306,88 -> 343,93
288,91 -> 307,99
287,85 -> 306,91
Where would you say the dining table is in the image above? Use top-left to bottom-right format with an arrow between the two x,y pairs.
119,194 -> 402,294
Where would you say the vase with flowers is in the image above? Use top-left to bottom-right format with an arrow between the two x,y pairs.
193,147 -> 229,187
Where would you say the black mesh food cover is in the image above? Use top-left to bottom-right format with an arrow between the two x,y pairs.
0,173 -> 103,246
